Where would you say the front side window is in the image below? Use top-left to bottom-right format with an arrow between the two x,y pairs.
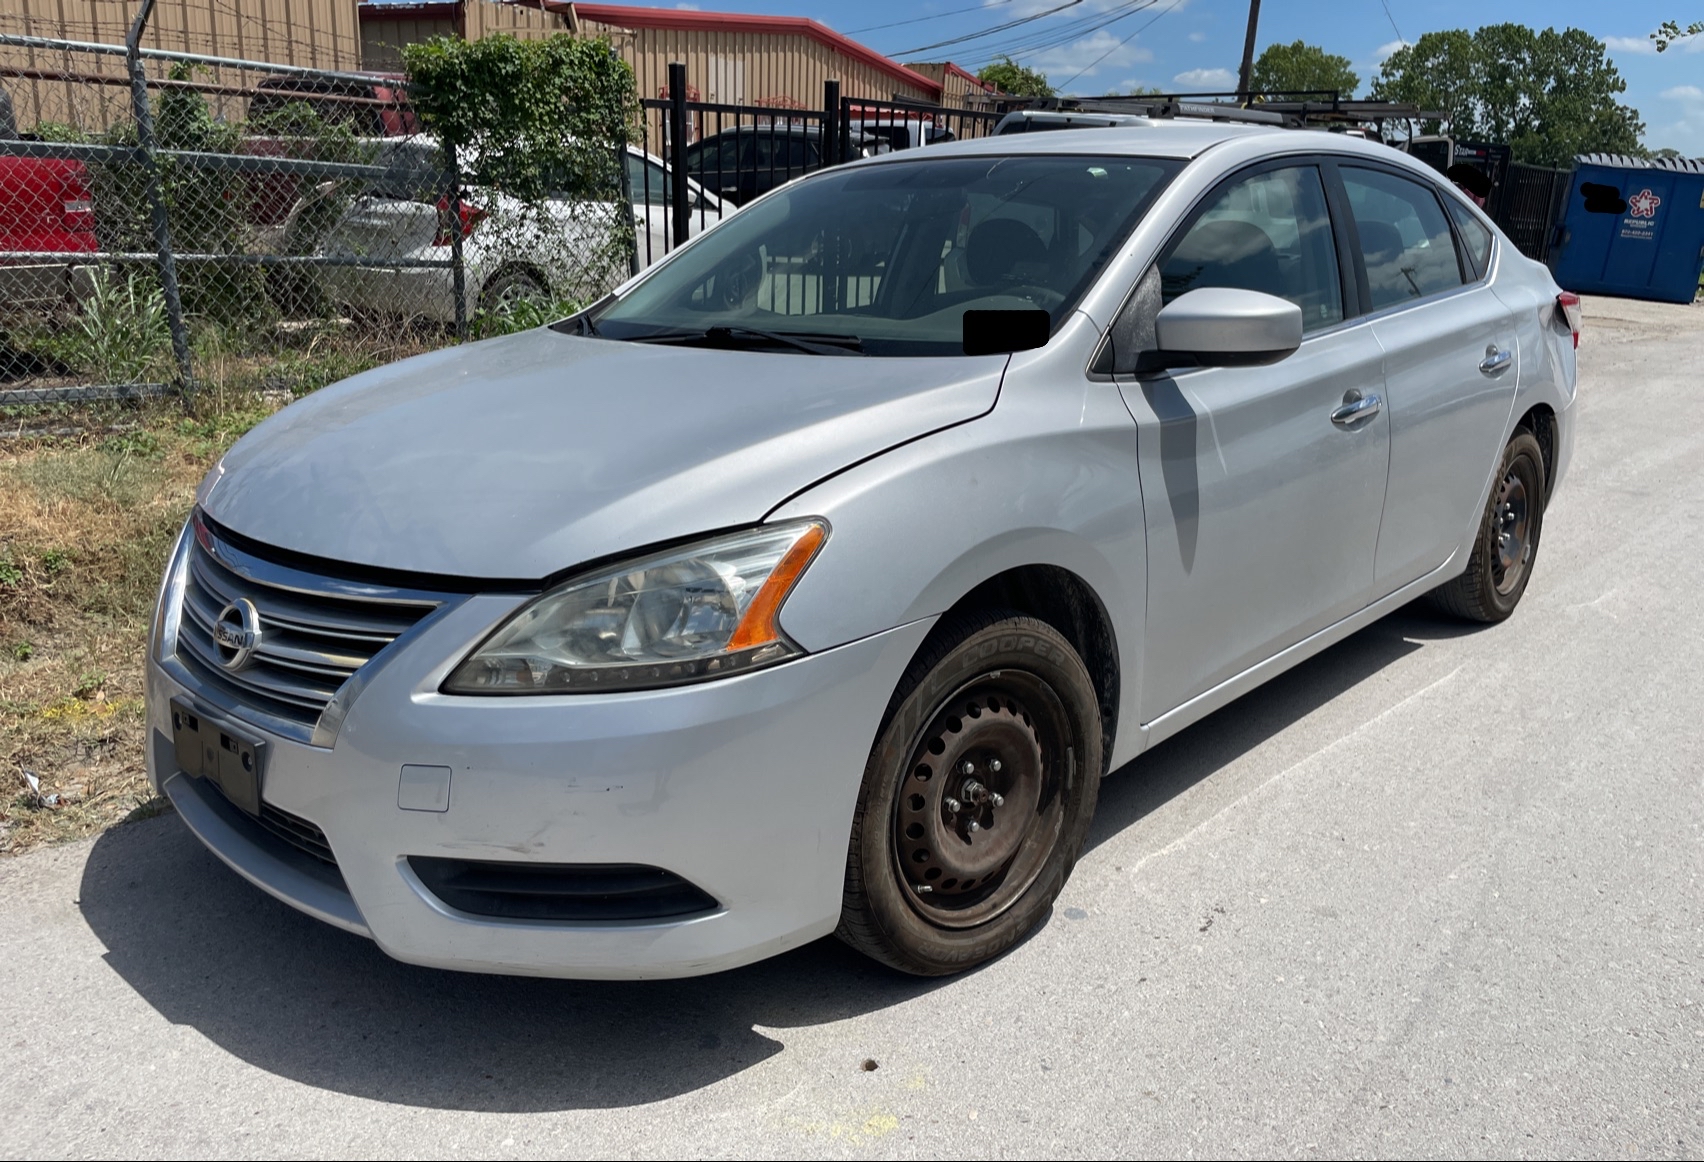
626,154 -> 666,205
592,154 -> 1182,356
1343,166 -> 1464,310
1159,164 -> 1343,333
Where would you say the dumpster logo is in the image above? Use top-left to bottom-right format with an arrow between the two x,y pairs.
1627,188 -> 1662,219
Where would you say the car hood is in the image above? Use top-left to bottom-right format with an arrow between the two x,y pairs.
199,328 -> 1004,579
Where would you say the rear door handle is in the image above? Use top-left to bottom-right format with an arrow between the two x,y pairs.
1331,392 -> 1383,426
1480,345 -> 1513,375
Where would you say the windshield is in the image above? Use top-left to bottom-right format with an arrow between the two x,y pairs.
591,153 -> 1181,356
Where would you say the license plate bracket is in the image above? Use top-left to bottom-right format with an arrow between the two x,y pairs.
170,698 -> 265,816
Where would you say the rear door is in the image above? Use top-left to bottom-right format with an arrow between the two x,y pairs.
1114,160 -> 1391,721
1336,163 -> 1519,592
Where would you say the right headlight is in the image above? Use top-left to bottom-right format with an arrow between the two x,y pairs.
442,519 -> 827,694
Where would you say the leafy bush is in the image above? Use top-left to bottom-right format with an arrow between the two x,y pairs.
472,293 -> 583,340
66,270 -> 170,384
404,34 -> 640,306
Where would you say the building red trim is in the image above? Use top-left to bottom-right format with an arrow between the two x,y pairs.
570,4 -> 942,98
942,60 -> 994,93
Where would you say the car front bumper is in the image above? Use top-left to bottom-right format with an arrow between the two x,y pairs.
145,580 -> 934,980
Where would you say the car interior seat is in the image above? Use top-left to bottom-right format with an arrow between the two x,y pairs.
965,218 -> 1050,286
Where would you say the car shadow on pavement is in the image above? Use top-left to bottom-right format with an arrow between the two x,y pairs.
77,813 -> 950,1112
76,601 -> 1458,1113
1088,602 -> 1446,848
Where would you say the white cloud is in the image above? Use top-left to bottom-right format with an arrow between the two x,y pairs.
1173,66 -> 1236,89
1188,31 -> 1207,43
1026,29 -> 1155,83
1374,39 -> 1409,60
1603,34 -> 1658,56
1648,78 -> 1704,156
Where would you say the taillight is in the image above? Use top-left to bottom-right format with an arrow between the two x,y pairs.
1556,291 -> 1582,349
432,194 -> 484,246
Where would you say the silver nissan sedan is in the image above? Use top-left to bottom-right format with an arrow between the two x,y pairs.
146,123 -> 1579,979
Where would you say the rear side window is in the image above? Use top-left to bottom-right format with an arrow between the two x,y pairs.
1160,164 -> 1343,333
1342,167 -> 1464,310
1444,198 -> 1494,281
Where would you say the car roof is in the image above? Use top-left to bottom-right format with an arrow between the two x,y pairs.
858,121 -> 1280,164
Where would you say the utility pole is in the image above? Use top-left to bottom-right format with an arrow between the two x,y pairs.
1235,0 -> 1261,105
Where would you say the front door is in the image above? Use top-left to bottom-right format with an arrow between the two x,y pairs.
1115,162 -> 1391,722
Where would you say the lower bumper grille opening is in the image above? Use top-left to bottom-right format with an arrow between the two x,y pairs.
407,858 -> 718,922
257,802 -> 337,866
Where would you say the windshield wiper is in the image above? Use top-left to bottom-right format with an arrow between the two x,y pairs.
634,326 -> 863,356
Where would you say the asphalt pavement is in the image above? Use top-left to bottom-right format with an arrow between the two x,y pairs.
2,295 -> 1700,1160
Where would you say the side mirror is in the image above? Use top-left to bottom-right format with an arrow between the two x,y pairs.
1153,288 -> 1302,368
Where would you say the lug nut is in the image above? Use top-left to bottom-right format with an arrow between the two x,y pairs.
990,792 -> 1004,807
960,760 -> 975,776
989,759 -> 1002,773
945,797 -> 961,813
967,819 -> 981,832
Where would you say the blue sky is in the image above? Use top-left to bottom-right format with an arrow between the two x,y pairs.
644,0 -> 1704,155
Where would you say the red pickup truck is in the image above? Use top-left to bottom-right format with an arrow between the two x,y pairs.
0,84 -> 98,306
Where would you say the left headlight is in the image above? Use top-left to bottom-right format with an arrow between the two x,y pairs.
442,519 -> 828,694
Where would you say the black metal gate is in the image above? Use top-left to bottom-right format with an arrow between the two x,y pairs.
1493,163 -> 1572,263
633,63 -> 1004,265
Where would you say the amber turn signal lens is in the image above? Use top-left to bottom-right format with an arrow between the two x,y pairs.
728,522 -> 827,650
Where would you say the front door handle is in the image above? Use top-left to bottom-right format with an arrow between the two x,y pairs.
1331,391 -> 1383,426
1480,345 -> 1513,376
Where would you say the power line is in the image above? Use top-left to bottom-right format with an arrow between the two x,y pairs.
845,2 -> 1014,37
1053,0 -> 1183,90
891,0 -> 1086,58
1379,0 -> 1404,45
969,0 -> 1158,63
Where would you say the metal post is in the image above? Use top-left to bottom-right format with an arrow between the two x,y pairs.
125,0 -> 192,389
1235,0 -> 1261,105
667,62 -> 690,250
823,80 -> 840,166
445,141 -> 468,340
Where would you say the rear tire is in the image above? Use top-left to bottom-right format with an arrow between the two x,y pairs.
837,610 -> 1102,976
1429,429 -> 1547,623
477,267 -> 549,316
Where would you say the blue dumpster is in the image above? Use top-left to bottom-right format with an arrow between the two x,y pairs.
1550,154 -> 1704,304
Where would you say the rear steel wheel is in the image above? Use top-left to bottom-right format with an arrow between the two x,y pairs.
839,610 -> 1102,976
1429,429 -> 1547,623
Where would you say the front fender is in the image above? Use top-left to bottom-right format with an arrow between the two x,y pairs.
771,377 -> 1149,769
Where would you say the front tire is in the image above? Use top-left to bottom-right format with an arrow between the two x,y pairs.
837,610 -> 1102,976
1429,429 -> 1547,623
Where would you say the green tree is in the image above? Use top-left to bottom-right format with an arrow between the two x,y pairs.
1104,84 -> 1165,97
1652,19 -> 1703,50
977,56 -> 1054,97
1370,25 -> 1644,166
1250,40 -> 1359,98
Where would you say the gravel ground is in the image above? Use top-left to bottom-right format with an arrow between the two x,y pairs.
1,293 -> 1699,1160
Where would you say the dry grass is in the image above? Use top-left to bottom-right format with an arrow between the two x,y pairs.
0,398 -> 275,853
0,323 -> 444,855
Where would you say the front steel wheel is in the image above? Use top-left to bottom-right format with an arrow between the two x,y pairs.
1429,429 -> 1547,623
839,610 -> 1102,975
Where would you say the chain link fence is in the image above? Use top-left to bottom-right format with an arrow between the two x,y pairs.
0,29 -> 638,410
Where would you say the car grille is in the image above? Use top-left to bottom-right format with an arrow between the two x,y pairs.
173,521 -> 443,742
